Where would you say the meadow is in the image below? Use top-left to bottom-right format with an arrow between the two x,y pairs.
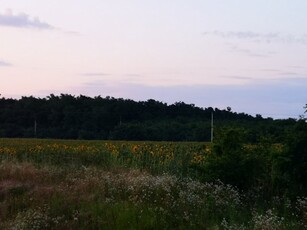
0,138 -> 306,229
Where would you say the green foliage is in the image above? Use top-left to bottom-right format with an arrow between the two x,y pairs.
196,129 -> 252,189
0,94 -> 298,141
277,119 -> 307,197
194,128 -> 286,195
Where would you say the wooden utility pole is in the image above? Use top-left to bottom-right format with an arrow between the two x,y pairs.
34,119 -> 37,137
211,112 -> 214,142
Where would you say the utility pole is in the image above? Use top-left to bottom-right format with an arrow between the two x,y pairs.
34,119 -> 37,137
211,112 -> 214,142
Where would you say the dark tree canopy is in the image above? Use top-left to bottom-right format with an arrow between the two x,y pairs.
0,94 -> 301,141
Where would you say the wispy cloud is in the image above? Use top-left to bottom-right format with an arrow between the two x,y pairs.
0,9 -> 54,29
204,30 -> 307,45
260,69 -> 280,73
125,74 -> 142,77
259,69 -> 307,78
225,43 -> 273,58
288,65 -> 305,70
80,72 -> 143,81
278,71 -> 299,76
0,60 -> 12,67
204,31 -> 278,40
230,45 -> 270,57
80,72 -> 111,77
221,75 -> 254,81
63,30 -> 81,36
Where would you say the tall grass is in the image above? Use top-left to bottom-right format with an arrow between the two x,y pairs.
0,138 -> 305,229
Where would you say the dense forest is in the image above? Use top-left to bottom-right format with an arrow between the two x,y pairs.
0,94 -> 303,142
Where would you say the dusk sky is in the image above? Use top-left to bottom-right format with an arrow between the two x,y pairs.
1,1 -> 306,118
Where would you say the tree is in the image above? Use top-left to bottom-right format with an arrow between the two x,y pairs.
285,119 -> 307,196
195,128 -> 261,190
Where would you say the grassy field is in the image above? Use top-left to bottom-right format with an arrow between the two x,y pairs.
0,138 -> 305,229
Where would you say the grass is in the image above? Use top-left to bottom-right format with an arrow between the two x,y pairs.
0,161 -> 239,229
0,138 -> 306,229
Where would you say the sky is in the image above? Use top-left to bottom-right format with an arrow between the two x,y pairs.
0,0 -> 306,119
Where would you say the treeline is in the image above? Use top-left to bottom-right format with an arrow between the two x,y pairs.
0,94 -> 300,141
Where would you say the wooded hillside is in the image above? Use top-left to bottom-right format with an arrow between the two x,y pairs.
0,94 -> 301,141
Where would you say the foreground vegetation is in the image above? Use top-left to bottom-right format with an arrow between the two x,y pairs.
0,119 -> 306,229
1,161 -> 306,229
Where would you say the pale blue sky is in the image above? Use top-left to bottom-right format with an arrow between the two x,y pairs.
0,1 -> 306,118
